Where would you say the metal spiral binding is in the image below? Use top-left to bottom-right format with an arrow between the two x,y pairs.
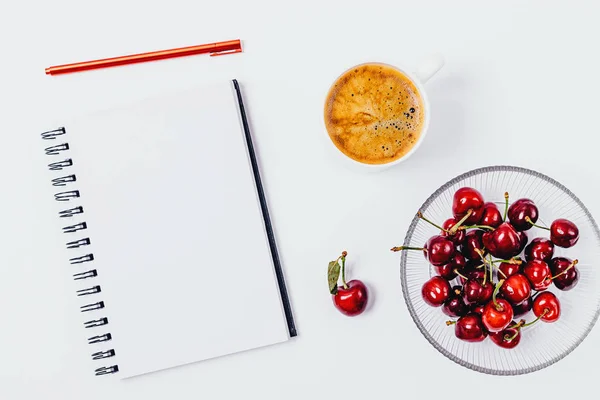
42,127 -> 118,376
85,318 -> 108,328
88,333 -> 112,344
59,206 -> 84,218
77,285 -> 101,296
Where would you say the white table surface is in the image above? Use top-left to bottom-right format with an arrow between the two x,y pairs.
3,0 -> 600,398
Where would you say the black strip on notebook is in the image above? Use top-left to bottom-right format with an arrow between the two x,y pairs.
232,79 -> 297,337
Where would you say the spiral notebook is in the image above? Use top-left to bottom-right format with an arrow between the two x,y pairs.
40,80 -> 296,378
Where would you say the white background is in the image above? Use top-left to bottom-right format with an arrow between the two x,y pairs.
2,0 -> 600,398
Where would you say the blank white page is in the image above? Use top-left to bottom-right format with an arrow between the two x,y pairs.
64,82 -> 290,378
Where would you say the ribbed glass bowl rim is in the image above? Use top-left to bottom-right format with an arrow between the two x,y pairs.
399,165 -> 600,375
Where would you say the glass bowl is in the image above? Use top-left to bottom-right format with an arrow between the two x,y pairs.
399,165 -> 600,375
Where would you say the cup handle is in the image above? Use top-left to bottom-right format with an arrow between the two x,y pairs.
414,53 -> 445,84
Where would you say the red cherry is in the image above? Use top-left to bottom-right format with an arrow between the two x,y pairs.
421,276 -> 451,307
461,275 -> 493,305
425,235 -> 455,266
498,258 -> 522,278
523,260 -> 552,291
533,292 -> 561,322
512,296 -> 533,317
508,198 -> 539,231
441,218 -> 466,245
482,222 -> 521,259
550,219 -> 579,248
462,279 -> 484,306
490,322 -> 522,349
435,253 -> 466,281
461,258 -> 482,275
500,273 -> 531,305
479,281 -> 494,304
452,187 -> 485,225
524,238 -> 554,262
453,313 -> 487,342
459,268 -> 485,285
391,236 -> 454,265
550,257 -> 580,291
481,202 -> 503,228
518,230 -> 528,253
482,298 -> 514,332
332,280 -> 369,316
462,230 -> 486,260
472,305 -> 485,315
442,286 -> 469,317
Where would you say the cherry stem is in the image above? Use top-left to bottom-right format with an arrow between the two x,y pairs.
551,259 -> 579,280
454,269 -> 468,280
459,224 -> 495,231
521,309 -> 548,327
448,209 -> 473,235
417,211 -> 448,232
493,279 -> 505,310
476,249 -> 489,285
503,192 -> 509,221
390,246 -> 425,252
504,318 -> 527,341
340,253 -> 348,289
504,330 -> 520,342
489,254 -> 496,281
446,320 -> 456,326
525,216 -> 550,231
492,258 -> 522,265
495,264 -> 507,279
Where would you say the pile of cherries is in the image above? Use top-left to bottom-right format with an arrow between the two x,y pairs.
392,187 -> 581,349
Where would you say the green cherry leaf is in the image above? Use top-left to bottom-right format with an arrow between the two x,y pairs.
328,260 -> 341,294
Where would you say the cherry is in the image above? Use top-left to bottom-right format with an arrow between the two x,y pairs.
391,235 -> 454,266
518,230 -> 528,253
450,313 -> 487,342
462,258 -> 482,274
459,269 -> 493,305
482,222 -> 521,259
512,296 -> 533,317
459,268 -> 485,285
490,322 -> 522,349
533,292 -> 561,322
462,279 -> 484,305
550,219 -> 579,248
442,286 -> 469,317
452,187 -> 485,225
435,253 -> 466,281
523,259 -> 552,291
329,251 -> 369,317
527,218 -> 580,248
500,273 -> 531,305
333,280 -> 369,316
508,198 -> 539,231
421,276 -> 451,307
479,281 -> 494,304
481,202 -> 503,228
472,304 -> 485,315
524,238 -> 554,262
441,218 -> 466,245
423,235 -> 455,266
550,257 -> 580,291
462,230 -> 486,260
498,258 -> 522,278
482,297 -> 514,333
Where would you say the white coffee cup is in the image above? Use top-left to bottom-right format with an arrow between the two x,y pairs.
323,54 -> 444,171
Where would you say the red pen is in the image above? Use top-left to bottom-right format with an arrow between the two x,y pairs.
45,39 -> 242,76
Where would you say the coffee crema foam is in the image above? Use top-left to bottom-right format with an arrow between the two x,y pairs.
324,63 -> 425,165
